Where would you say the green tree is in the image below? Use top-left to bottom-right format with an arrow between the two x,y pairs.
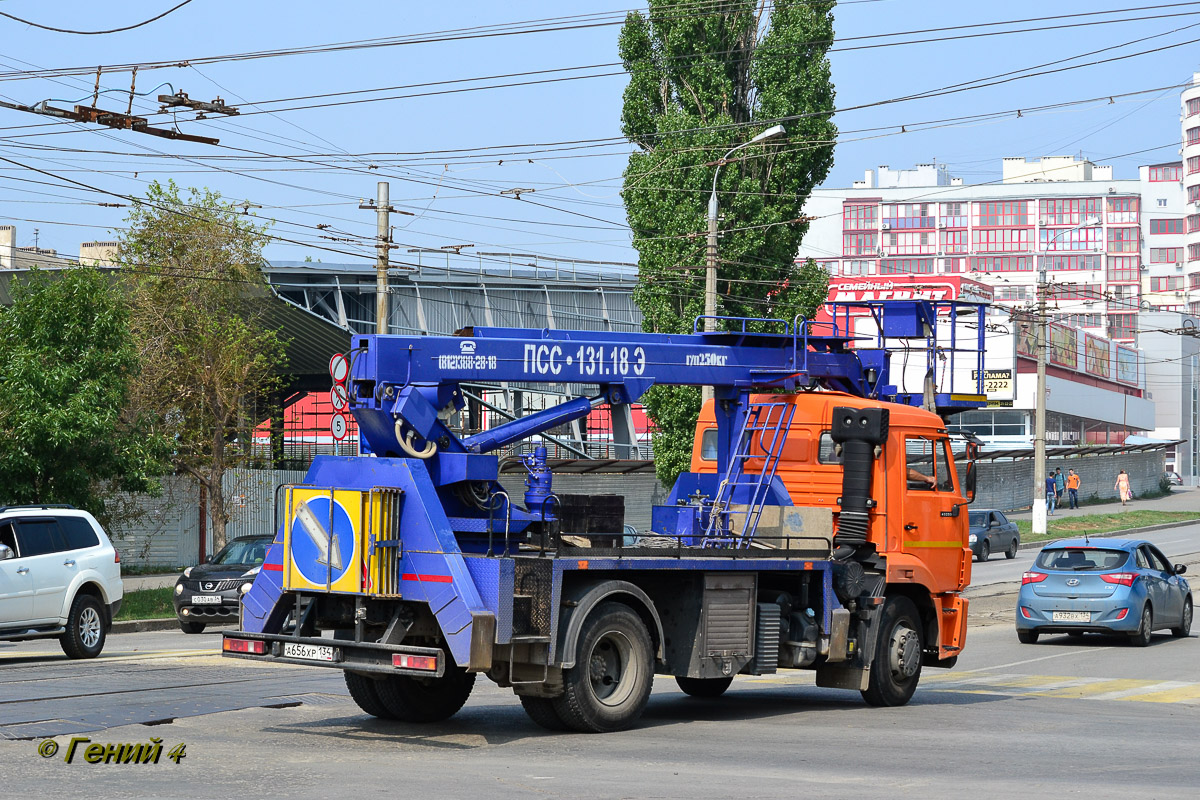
0,267 -> 171,518
620,0 -> 836,485
120,181 -> 287,550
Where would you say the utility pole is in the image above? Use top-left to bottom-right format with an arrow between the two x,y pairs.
1032,217 -> 1097,535
360,182 -> 393,335
1033,269 -> 1049,536
701,177 -> 720,404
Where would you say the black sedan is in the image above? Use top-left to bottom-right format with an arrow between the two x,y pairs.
173,535 -> 272,633
968,509 -> 1020,562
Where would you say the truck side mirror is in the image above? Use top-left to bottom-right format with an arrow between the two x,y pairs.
964,462 -> 977,504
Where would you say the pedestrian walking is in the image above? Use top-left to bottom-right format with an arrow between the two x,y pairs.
1115,469 -> 1132,506
1066,468 -> 1081,509
1045,473 -> 1057,515
1054,468 -> 1066,505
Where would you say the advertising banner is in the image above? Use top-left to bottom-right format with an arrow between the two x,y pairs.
1084,333 -> 1112,379
1048,324 -> 1078,369
1116,345 -> 1139,386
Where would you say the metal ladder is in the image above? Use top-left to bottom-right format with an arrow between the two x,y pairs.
702,401 -> 795,548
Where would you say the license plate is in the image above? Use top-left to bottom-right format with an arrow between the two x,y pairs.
1052,611 -> 1091,622
283,642 -> 334,662
192,595 -> 222,605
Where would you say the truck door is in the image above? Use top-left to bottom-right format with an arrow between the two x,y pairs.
901,436 -> 964,587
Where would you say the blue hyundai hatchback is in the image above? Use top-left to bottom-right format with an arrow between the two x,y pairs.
1016,538 -> 1192,645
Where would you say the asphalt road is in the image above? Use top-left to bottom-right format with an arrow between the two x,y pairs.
967,521 -> 1200,590
2,608 -> 1198,799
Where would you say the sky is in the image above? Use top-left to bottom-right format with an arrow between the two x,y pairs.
0,0 -> 1196,267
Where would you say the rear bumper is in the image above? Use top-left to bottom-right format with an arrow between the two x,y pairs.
221,630 -> 448,678
1016,583 -> 1144,634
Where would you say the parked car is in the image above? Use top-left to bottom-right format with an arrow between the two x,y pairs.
1164,471 -> 1183,486
173,535 -> 272,633
0,505 -> 123,659
1016,538 -> 1192,645
968,509 -> 1019,562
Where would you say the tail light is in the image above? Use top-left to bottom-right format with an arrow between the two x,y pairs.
114,550 -> 121,564
393,654 -> 438,671
1021,571 -> 1048,585
1115,608 -> 1129,620
1101,572 -> 1137,586
1020,606 -> 1033,619
223,638 -> 266,655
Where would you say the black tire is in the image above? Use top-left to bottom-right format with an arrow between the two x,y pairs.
862,596 -> 923,707
375,663 -> 476,723
1172,598 -> 1192,639
519,695 -> 570,731
675,676 -> 734,698
179,620 -> 206,634
1017,630 -> 1039,644
552,602 -> 654,732
977,541 -> 990,562
344,671 -> 398,719
60,594 -> 106,659
1130,604 -> 1154,647
1005,538 -> 1019,559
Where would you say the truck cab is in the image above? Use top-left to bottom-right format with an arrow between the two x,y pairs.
691,392 -> 973,667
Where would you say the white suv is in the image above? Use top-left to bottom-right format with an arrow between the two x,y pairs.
0,505 -> 124,658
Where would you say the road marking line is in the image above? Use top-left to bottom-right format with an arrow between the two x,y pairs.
975,646 -> 1117,671
1025,678 -> 1161,698
1117,682 -> 1200,704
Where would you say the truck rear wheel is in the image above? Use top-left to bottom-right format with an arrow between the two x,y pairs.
375,664 -> 476,723
861,595 -> 923,707
553,602 -> 654,732
344,671 -> 397,719
519,695 -> 569,731
675,676 -> 733,698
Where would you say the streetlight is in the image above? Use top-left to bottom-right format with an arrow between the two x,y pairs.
1032,215 -> 1101,534
701,124 -> 786,403
704,124 -> 787,333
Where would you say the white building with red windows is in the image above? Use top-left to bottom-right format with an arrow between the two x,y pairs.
798,156 -> 1182,345
800,75 -> 1200,341
815,273 -> 1155,452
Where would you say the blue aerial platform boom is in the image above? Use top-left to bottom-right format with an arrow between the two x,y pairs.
223,300 -> 987,733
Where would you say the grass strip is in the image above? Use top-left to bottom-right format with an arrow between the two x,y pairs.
115,587 -> 175,621
1016,510 -> 1200,544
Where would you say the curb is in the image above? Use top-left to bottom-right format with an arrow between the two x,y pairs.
111,618 -> 183,634
1017,517 -> 1200,551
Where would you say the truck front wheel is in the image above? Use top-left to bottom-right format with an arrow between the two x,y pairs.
861,595 -> 923,707
375,663 -> 477,723
553,602 -> 654,732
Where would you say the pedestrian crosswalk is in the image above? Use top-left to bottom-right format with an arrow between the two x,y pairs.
921,671 -> 1200,704
738,670 -> 1200,705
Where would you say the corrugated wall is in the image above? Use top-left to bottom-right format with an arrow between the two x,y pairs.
108,468 -> 306,569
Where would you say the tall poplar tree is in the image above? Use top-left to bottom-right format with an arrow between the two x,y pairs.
620,0 -> 837,485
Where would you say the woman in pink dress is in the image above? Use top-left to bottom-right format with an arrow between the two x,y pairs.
1115,470 -> 1132,506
